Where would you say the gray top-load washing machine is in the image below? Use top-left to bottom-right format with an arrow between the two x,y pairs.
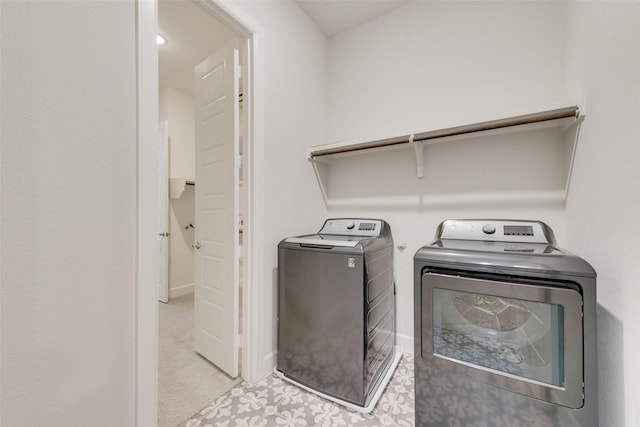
414,219 -> 597,427
277,218 -> 397,410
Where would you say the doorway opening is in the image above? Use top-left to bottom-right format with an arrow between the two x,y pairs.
156,1 -> 251,425
136,0 -> 263,423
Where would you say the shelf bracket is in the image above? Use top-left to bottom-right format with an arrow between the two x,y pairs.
309,158 -> 329,206
411,134 -> 424,178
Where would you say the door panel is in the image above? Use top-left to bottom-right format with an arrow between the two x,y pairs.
432,287 -> 564,386
422,270 -> 583,408
194,41 -> 240,377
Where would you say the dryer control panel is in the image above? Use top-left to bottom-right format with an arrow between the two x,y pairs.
437,219 -> 554,244
320,219 -> 384,237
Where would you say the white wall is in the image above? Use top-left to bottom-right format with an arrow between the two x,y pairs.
328,1 -> 568,143
160,88 -> 196,181
326,1 -> 570,352
232,0 -> 329,372
167,186 -> 195,297
564,3 -> 640,426
0,1 -> 137,425
326,1 -> 640,425
159,88 -> 196,297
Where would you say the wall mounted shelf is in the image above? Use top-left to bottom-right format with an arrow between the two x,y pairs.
308,104 -> 585,206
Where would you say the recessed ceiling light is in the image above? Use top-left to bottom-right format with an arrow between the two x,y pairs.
157,34 -> 167,45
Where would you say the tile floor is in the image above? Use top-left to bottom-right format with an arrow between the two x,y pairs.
179,354 -> 415,427
159,294 -> 240,426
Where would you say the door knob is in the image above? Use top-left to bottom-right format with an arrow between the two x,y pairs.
192,241 -> 201,249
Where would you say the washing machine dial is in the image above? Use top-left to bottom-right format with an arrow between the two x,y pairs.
482,224 -> 496,235
346,221 -> 355,230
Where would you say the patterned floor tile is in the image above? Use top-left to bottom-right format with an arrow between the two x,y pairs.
179,354 -> 415,427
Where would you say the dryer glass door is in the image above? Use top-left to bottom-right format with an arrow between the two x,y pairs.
422,270 -> 583,409
433,288 -> 564,387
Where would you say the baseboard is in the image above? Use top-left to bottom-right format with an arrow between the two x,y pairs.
263,350 -> 276,371
244,350 -> 276,384
396,332 -> 414,355
169,282 -> 194,299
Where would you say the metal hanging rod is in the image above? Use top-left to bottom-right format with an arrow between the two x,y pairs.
309,106 -> 579,159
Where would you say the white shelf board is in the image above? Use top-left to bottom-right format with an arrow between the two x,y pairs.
309,106 -> 580,160
308,104 -> 585,205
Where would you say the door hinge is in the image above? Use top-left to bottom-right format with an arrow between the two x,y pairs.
236,155 -> 244,169
235,65 -> 243,79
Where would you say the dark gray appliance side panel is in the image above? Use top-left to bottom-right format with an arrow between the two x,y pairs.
365,246 -> 394,303
361,225 -> 393,253
278,246 -> 366,405
363,245 -> 395,399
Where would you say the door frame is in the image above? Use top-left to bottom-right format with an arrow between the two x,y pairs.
157,120 -> 169,304
136,1 -> 265,425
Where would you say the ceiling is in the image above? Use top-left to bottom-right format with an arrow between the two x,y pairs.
158,0 -> 411,95
295,0 -> 411,38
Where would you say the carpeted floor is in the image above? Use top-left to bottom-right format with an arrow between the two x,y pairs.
178,354 -> 415,427
159,293 -> 241,427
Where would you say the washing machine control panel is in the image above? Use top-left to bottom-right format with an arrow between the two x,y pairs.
320,219 -> 384,237
438,220 -> 552,243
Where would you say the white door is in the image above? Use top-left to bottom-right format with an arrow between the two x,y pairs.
193,41 -> 240,377
157,120 -> 169,303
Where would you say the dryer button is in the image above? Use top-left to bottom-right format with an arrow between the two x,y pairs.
482,224 -> 496,235
346,221 -> 355,230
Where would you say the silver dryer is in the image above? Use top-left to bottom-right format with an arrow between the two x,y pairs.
414,219 -> 598,427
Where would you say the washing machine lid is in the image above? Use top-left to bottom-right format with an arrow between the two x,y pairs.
284,218 -> 388,248
284,234 -> 361,248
